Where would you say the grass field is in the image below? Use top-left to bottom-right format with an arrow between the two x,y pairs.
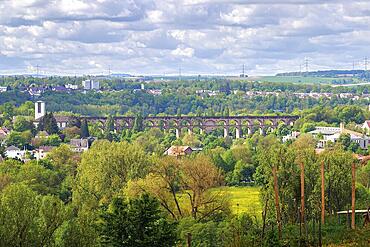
212,186 -> 262,217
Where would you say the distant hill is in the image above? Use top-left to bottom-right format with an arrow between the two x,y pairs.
276,70 -> 369,78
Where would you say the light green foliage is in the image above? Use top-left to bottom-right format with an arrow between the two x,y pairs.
13,116 -> 35,133
0,102 -> 15,119
15,161 -> 63,195
133,128 -> 166,154
6,130 -> 33,148
0,184 -> 69,246
75,140 -> 152,208
15,101 -> 34,116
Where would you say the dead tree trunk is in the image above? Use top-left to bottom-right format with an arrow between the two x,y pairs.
321,161 -> 325,225
300,162 -> 305,230
351,163 -> 356,229
273,165 -> 282,240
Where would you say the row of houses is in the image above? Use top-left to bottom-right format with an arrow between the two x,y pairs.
3,138 -> 91,161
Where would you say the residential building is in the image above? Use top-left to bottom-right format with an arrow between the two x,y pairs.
65,84 -> 79,90
5,146 -> 25,160
309,123 -> 370,149
28,87 -> 45,96
51,85 -> 69,92
82,79 -> 100,90
0,86 -> 8,92
34,146 -> 55,160
164,146 -> 193,157
282,131 -> 300,142
70,138 -> 91,152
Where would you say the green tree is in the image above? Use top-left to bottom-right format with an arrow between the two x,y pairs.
103,115 -> 115,141
38,113 -> 59,134
98,194 -> 177,247
338,133 -> 351,150
0,102 -> 15,119
133,113 -> 144,132
6,131 -> 32,148
75,140 -> 152,209
0,184 -> 40,246
13,116 -> 35,133
80,118 -> 90,138
0,184 -> 69,247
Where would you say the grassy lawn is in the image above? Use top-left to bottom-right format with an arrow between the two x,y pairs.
212,186 -> 262,217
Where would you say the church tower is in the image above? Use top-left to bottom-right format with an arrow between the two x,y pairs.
35,101 -> 46,120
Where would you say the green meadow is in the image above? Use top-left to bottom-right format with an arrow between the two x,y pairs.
213,186 -> 262,217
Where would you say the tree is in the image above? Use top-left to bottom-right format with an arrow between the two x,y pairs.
98,194 -> 177,247
0,102 -> 15,120
338,133 -> 351,150
75,140 -> 152,209
103,115 -> 115,141
6,131 -> 32,148
38,113 -> 59,134
80,119 -> 90,138
46,134 -> 62,146
180,155 -> 227,220
13,116 -> 35,133
338,105 -> 365,124
0,184 -> 40,246
127,156 -> 183,219
0,184 -> 69,246
133,113 -> 144,132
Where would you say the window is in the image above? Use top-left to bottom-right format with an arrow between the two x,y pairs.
37,102 -> 42,113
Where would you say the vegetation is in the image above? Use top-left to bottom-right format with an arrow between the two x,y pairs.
0,77 -> 369,246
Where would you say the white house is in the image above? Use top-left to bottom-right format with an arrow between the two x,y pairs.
70,138 -> 91,152
164,146 -> 194,157
282,131 -> 301,142
5,146 -> 25,160
309,123 -> 370,149
34,146 -> 55,160
65,84 -> 79,90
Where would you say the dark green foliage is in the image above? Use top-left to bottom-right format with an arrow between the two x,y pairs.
132,113 -> 143,132
97,194 -> 177,247
38,112 -> 59,134
103,115 -> 115,141
80,119 -> 89,138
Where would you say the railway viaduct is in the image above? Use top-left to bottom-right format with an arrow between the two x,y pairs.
83,115 -> 299,138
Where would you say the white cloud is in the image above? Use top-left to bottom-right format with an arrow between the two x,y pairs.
0,0 -> 370,75
171,46 -> 195,57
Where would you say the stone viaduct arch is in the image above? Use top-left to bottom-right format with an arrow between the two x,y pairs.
82,115 -> 299,139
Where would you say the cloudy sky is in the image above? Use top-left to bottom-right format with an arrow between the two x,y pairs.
1,0 -> 370,75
